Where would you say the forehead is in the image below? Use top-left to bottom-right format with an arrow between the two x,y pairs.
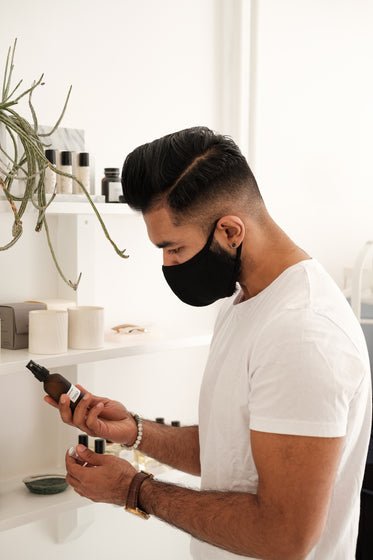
143,206 -> 203,248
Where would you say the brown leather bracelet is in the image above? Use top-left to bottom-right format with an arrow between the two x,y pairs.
125,471 -> 154,519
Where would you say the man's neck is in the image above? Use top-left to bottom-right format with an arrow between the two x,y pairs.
238,220 -> 310,301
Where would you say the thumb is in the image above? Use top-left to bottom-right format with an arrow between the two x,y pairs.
76,444 -> 107,466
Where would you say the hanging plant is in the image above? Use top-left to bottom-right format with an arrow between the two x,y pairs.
0,39 -> 128,290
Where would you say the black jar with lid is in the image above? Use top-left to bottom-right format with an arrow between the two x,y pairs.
101,168 -> 123,203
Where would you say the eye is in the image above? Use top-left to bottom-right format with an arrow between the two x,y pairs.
167,247 -> 181,255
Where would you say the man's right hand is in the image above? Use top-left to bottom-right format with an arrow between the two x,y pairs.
44,387 -> 138,445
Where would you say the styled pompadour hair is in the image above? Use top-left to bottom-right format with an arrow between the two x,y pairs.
121,126 -> 263,221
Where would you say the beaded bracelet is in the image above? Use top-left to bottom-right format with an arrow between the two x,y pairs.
121,413 -> 143,450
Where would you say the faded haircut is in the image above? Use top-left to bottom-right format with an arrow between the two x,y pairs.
121,126 -> 264,229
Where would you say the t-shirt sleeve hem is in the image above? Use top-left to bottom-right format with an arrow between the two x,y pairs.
250,415 -> 346,437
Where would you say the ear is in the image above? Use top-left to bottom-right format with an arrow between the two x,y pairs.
215,216 -> 245,250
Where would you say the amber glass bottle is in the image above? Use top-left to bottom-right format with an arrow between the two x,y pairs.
26,360 -> 84,411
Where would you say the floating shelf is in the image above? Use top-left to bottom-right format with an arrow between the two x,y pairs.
0,199 -> 137,216
0,331 -> 212,376
0,459 -> 201,533
0,474 -> 90,533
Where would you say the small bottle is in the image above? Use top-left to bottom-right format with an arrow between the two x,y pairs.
59,151 -> 73,194
78,434 -> 89,447
44,149 -> 57,194
101,168 -> 122,203
75,152 -> 90,194
94,438 -> 106,454
105,439 -> 123,456
26,359 -> 84,411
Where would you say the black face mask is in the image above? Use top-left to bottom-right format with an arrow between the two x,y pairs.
162,223 -> 242,307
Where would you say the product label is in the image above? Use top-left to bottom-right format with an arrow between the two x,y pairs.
108,181 -> 122,202
67,384 -> 81,403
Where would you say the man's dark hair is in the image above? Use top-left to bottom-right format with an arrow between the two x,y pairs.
121,126 -> 263,226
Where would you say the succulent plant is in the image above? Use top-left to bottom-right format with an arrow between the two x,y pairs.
0,39 -> 127,290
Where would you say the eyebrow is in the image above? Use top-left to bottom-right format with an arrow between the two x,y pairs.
155,240 -> 180,249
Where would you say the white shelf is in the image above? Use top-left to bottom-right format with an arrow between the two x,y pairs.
0,331 -> 212,376
0,199 -> 136,216
0,473 -> 90,532
0,466 -> 200,533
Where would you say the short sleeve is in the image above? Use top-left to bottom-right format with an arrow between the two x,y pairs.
248,308 -> 364,437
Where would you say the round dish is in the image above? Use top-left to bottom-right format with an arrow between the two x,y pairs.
23,474 -> 68,495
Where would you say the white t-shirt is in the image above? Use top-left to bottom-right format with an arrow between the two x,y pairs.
191,259 -> 372,560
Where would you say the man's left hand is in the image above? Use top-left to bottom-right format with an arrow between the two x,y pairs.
65,445 -> 137,506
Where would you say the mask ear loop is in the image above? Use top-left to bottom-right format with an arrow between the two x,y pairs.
205,220 -> 220,250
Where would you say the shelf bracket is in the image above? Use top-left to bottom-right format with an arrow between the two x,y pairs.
54,504 -> 95,543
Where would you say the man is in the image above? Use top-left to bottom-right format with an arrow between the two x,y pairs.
48,127 -> 371,559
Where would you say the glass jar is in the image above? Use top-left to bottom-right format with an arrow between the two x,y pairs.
101,168 -> 122,203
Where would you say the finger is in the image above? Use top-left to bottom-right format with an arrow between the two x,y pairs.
85,401 -> 105,433
43,395 -> 59,409
58,393 -> 76,425
71,392 -> 95,430
76,383 -> 88,393
74,444 -> 108,467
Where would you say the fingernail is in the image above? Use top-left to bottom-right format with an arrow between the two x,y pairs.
60,395 -> 66,404
68,446 -> 79,459
83,393 -> 90,400
77,444 -> 86,453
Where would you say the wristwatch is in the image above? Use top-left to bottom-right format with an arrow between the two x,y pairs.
125,471 -> 154,519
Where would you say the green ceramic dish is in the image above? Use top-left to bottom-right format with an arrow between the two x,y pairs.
23,474 -> 68,495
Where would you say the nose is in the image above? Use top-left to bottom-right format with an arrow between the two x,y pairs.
162,251 -> 179,267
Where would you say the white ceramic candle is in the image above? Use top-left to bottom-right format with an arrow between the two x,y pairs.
29,310 -> 68,354
68,306 -> 104,349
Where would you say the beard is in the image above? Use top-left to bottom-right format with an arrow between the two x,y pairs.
210,239 -> 242,294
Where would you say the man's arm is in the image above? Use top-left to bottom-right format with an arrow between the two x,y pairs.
47,390 -> 201,476
139,421 -> 200,476
138,431 -> 343,560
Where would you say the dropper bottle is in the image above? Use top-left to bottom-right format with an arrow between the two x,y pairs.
26,360 -> 84,411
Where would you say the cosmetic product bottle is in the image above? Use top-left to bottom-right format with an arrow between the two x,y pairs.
59,151 -> 73,194
101,168 -> 122,203
75,152 -> 90,194
94,438 -> 106,454
44,149 -> 57,194
26,360 -> 84,411
79,434 -> 89,447
105,439 -> 123,457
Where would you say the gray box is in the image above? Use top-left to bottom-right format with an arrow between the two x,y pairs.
0,302 -> 46,349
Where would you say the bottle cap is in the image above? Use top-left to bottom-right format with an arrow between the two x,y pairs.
104,167 -> 119,176
78,434 -> 89,447
94,438 -> 106,454
155,417 -> 165,424
78,152 -> 89,167
26,360 -> 49,381
171,421 -> 180,427
60,151 -> 72,166
45,149 -> 56,164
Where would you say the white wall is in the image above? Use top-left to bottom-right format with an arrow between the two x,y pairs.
2,1 -> 373,558
0,2 -> 217,559
1,0 -> 217,186
252,0 -> 373,286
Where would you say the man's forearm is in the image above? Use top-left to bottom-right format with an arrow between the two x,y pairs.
138,421 -> 200,476
138,478 -> 306,560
